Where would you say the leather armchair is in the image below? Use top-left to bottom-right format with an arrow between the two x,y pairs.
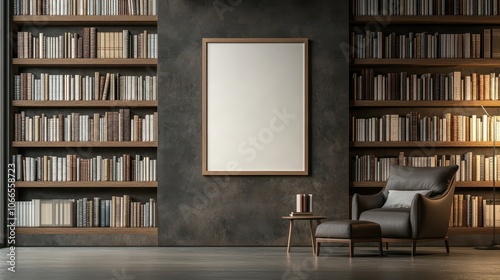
352,165 -> 459,255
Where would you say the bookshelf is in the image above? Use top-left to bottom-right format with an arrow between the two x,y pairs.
351,100 -> 500,107
13,15 -> 158,25
16,227 -> 158,235
15,181 -> 157,188
12,100 -> 157,107
351,142 -> 500,148
350,0 -> 500,240
12,58 -> 157,67
12,141 -> 158,147
352,15 -> 500,25
351,181 -> 498,188
353,58 -> 500,66
10,11 -> 158,244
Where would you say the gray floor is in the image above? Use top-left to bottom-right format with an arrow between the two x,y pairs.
0,246 -> 498,280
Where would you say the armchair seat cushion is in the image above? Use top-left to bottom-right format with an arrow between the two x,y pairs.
359,208 -> 411,238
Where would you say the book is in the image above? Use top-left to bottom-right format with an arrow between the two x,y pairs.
102,73 -> 111,100
83,28 -> 90,58
90,28 -> 97,58
484,29 -> 492,58
492,29 -> 500,58
93,197 -> 100,227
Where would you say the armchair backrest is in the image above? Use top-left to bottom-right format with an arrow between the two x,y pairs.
383,165 -> 459,200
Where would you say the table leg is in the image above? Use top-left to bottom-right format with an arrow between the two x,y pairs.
287,220 -> 293,253
309,220 -> 315,254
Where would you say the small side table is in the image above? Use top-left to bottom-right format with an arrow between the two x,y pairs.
282,215 -> 327,254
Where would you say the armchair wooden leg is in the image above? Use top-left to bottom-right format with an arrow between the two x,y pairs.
379,241 -> 383,256
444,239 -> 450,253
411,241 -> 417,256
316,241 -> 320,256
385,242 -> 389,250
349,241 -> 354,258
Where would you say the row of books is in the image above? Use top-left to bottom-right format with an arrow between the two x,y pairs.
353,31 -> 485,59
15,196 -> 157,228
450,195 -> 500,227
353,70 -> 500,101
352,113 -> 500,142
13,154 -> 157,182
14,72 -> 157,101
354,0 -> 500,15
17,29 -> 158,59
13,0 -> 157,15
14,110 -> 158,142
352,152 -> 500,182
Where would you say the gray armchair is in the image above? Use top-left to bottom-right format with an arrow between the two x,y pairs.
352,165 -> 459,255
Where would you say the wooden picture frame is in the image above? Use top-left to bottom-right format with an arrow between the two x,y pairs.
202,38 -> 308,175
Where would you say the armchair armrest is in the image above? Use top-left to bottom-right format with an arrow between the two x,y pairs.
351,192 -> 385,220
410,182 -> 455,239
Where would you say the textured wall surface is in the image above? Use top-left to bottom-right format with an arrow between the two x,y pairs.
158,0 -> 350,246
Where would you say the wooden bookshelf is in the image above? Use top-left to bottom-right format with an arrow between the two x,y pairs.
351,100 -> 500,108
12,141 -> 158,147
16,227 -> 158,235
12,100 -> 158,107
351,15 -> 500,25
15,181 -> 158,188
349,0 -> 500,245
13,58 -> 158,67
10,10 -> 159,245
448,227 -> 500,234
351,141 -> 498,148
351,181 -> 498,188
13,15 -> 158,25
352,58 -> 500,67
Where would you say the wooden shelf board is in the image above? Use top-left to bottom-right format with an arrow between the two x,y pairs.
352,58 -> 500,67
12,100 -> 158,107
351,141 -> 497,148
13,58 -> 157,67
12,141 -> 158,147
351,181 -> 497,188
13,15 -> 158,25
15,181 -> 158,188
351,100 -> 500,107
448,227 -> 500,234
16,227 -> 158,235
351,15 -> 500,25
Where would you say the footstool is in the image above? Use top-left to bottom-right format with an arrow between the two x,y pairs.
315,220 -> 383,257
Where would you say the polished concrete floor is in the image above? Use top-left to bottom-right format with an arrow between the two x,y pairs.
0,246 -> 498,280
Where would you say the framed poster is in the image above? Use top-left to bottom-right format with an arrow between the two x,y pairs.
202,38 -> 308,175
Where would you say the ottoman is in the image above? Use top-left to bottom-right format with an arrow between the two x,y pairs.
315,220 -> 383,257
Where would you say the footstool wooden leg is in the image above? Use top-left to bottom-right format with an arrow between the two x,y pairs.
444,239 -> 450,253
386,242 -> 389,250
349,240 -> 354,258
379,240 -> 383,256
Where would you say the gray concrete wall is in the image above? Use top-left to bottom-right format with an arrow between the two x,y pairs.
158,0 -> 350,246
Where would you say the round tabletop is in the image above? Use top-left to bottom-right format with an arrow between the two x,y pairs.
282,215 -> 327,220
